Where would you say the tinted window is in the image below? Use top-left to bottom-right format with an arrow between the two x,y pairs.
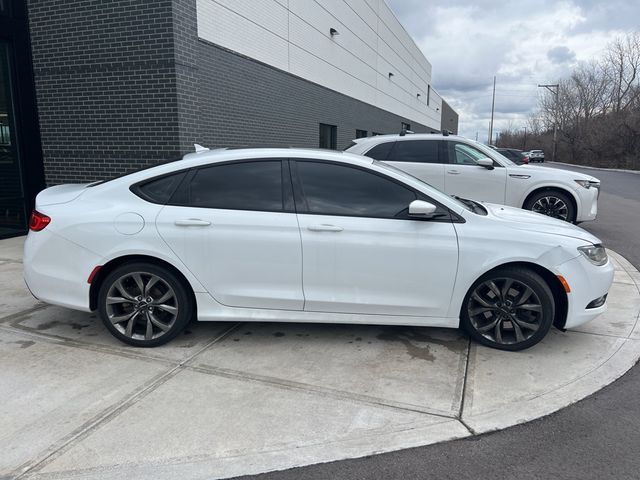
388,140 -> 440,163
364,142 -> 395,160
136,171 -> 186,204
496,149 -> 516,160
189,161 -> 283,211
296,161 -> 416,218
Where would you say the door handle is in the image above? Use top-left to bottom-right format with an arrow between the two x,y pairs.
447,169 -> 461,175
174,219 -> 211,227
307,224 -> 343,232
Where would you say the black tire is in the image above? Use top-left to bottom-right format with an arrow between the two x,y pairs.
97,262 -> 193,347
460,267 -> 555,351
523,189 -> 575,222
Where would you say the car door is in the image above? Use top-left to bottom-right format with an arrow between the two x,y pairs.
155,159 -> 304,310
292,159 -> 459,318
443,140 -> 507,204
365,139 -> 446,191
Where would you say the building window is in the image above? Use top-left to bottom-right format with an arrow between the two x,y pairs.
427,85 -> 431,106
401,122 -> 411,131
319,123 -> 337,150
355,129 -> 367,138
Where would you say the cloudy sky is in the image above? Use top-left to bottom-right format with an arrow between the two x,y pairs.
387,0 -> 639,142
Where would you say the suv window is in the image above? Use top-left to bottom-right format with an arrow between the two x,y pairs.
447,141 -> 493,165
364,142 -> 395,160
187,160 -> 283,211
295,161 -> 416,218
388,140 -> 440,163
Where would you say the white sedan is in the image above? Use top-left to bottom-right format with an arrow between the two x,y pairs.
346,134 -> 599,223
24,147 -> 613,351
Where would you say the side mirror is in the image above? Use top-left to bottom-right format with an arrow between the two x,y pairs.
477,158 -> 495,170
409,200 -> 437,217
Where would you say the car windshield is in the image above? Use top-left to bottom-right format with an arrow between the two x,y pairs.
373,160 -> 476,213
485,147 -> 517,166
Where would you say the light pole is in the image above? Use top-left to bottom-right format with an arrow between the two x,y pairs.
488,76 -> 496,144
538,83 -> 559,162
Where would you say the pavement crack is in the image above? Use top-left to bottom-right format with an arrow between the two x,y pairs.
186,363 -> 457,419
12,366 -> 183,479
0,304 -> 48,324
457,338 -> 474,424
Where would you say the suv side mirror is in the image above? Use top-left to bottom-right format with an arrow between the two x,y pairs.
408,200 -> 437,217
477,158 -> 495,170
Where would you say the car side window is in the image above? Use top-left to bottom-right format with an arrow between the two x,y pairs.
364,142 -> 395,160
447,141 -> 495,166
185,160 -> 284,211
387,140 -> 440,163
134,171 -> 187,204
294,161 -> 417,219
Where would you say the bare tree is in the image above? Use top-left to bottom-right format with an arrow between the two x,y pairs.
604,33 -> 640,112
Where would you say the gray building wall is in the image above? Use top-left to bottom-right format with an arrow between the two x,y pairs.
27,0 -> 443,185
440,100 -> 459,135
27,0 -> 183,184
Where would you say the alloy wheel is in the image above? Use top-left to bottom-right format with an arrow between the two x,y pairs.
467,277 -> 543,345
105,272 -> 179,341
531,196 -> 569,220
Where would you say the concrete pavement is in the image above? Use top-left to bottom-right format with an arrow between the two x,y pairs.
242,163 -> 640,480
1,234 -> 639,479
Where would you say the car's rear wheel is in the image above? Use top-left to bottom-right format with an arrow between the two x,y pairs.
98,262 -> 193,347
460,267 -> 555,351
524,190 -> 575,222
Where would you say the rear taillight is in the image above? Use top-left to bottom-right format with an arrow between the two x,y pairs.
29,210 -> 51,231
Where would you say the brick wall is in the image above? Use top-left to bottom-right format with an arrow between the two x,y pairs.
195,40 -> 432,152
27,0 -> 182,184
27,0 -> 436,185
441,100 -> 459,135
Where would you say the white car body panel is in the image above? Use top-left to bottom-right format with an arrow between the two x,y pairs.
346,135 -> 599,222
296,213 -> 458,316
389,162 -> 446,191
23,147 -> 613,337
442,163 -> 507,204
156,205 -> 304,310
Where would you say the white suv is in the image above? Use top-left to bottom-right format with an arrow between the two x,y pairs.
528,149 -> 545,162
346,133 -> 599,223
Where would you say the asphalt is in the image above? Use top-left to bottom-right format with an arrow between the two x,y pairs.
237,163 -> 640,480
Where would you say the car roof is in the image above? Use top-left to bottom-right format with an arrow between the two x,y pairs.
180,147 -> 373,166
100,147 -> 376,186
351,133 -> 466,145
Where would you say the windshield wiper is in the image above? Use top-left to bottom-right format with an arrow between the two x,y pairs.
452,196 -> 486,215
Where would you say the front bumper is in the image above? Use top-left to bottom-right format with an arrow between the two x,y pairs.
575,185 -> 599,222
556,254 -> 614,329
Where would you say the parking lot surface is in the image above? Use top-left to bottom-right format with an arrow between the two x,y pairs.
1,233 -> 639,480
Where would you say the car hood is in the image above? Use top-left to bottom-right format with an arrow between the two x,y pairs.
482,203 -> 601,244
510,164 -> 600,182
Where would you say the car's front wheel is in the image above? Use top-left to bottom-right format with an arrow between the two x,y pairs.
460,267 -> 555,351
524,190 -> 575,222
98,262 -> 193,347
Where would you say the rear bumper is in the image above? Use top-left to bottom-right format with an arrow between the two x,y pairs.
557,254 -> 614,329
23,229 -> 100,312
